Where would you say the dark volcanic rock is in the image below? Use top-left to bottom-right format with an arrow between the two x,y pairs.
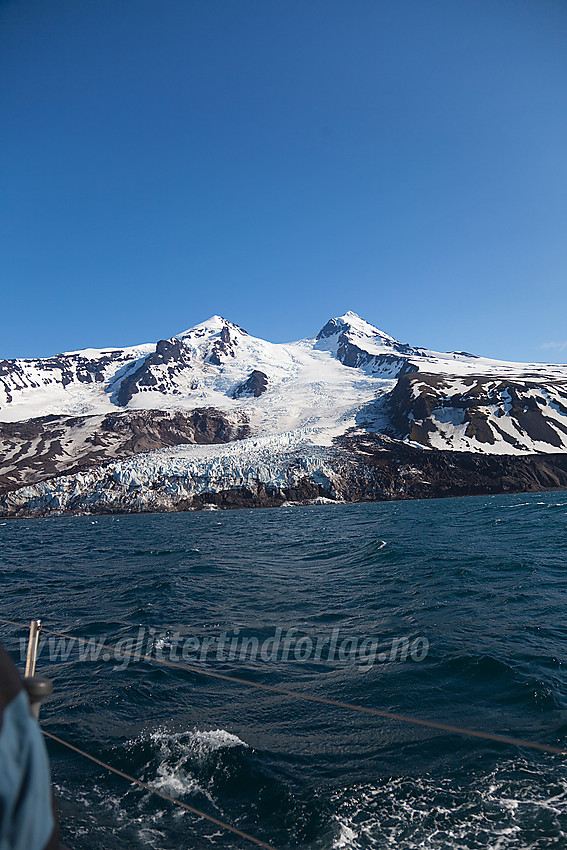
232,370 -> 269,398
338,433 -> 567,500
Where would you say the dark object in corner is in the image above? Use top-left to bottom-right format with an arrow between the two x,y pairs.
0,643 -> 60,849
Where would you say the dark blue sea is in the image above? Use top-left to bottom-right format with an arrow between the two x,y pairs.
1,492 -> 566,849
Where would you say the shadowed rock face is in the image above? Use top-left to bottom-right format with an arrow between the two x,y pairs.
232,370 -> 268,398
115,339 -> 194,406
0,408 -> 249,494
316,318 -> 418,377
337,343 -> 418,377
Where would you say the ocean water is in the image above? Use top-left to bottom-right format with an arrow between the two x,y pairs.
0,492 -> 566,849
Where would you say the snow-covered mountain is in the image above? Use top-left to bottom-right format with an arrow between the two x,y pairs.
2,311 -> 567,516
1,314 -> 390,439
3,311 -> 567,450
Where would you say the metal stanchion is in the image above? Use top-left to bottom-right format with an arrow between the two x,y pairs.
22,618 -> 53,719
25,619 -> 41,677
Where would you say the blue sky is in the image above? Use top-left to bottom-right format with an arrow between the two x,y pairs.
1,0 -> 566,361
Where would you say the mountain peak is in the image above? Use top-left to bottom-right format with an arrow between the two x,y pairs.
316,312 -> 398,345
337,310 -> 365,322
176,315 -> 248,339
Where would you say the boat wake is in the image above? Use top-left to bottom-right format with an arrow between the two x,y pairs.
330,759 -> 567,849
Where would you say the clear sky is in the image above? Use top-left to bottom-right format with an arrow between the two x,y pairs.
1,0 -> 566,361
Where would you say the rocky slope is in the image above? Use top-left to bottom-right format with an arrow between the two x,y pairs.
384,372 -> 567,453
0,409 -> 248,494
1,312 -> 567,517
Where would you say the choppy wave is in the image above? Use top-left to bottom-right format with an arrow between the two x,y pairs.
140,727 -> 249,799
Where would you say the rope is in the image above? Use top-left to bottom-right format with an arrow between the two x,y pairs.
42,730 -> 277,850
1,617 -> 566,756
